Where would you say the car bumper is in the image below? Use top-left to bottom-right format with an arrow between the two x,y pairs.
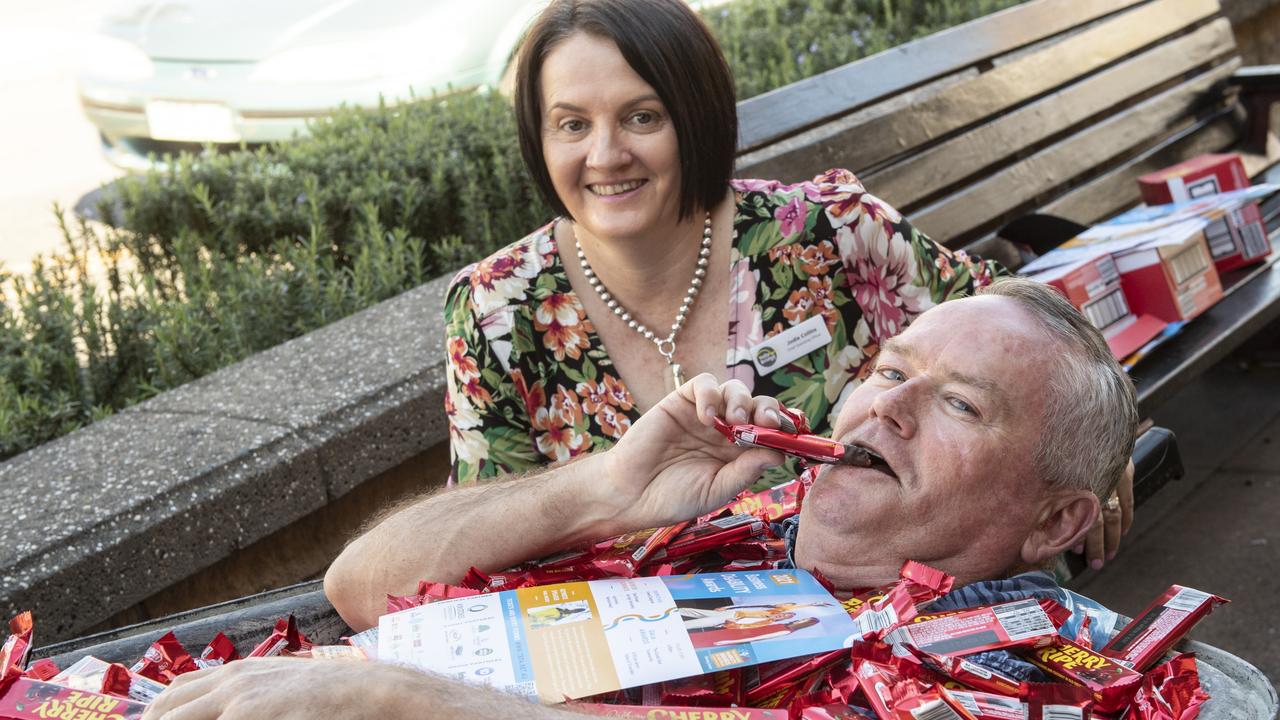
79,59 -> 481,170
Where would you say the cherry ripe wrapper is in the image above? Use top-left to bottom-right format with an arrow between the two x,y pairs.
1020,682 -> 1096,720
1122,653 -> 1207,720
712,417 -> 878,469
52,656 -> 166,705
658,670 -> 744,707
0,613 -> 33,682
129,631 -> 197,684
387,580 -> 482,613
21,661 -> 57,683
715,480 -> 806,523
248,615 -> 313,658
652,515 -> 773,563
893,599 -> 1069,657
1100,586 -> 1228,672
575,703 -> 789,719
1030,638 -> 1142,713
745,651 -> 847,707
0,677 -> 148,720
194,632 -> 239,670
938,687 -> 1027,720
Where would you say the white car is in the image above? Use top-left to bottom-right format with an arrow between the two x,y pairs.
77,0 -> 728,170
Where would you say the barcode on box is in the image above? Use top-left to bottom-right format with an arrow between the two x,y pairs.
1169,243 -> 1209,285
993,600 -> 1054,641
911,698 -> 963,720
1044,706 -> 1084,720
1083,287 -> 1130,330
1205,218 -> 1235,259
1239,217 -> 1269,259
1165,587 -> 1212,612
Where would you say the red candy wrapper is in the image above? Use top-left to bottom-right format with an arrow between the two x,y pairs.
21,661 -> 57,683
248,615 -> 312,658
659,670 -> 744,707
387,580 -> 482,613
905,645 -> 1023,698
575,704 -> 789,719
1122,653 -> 1207,720
894,599 -> 1069,657
719,481 -> 805,523
1100,586 -> 1228,672
938,687 -> 1026,720
0,613 -> 33,681
1021,682 -> 1095,720
129,631 -> 198,684
1030,637 -> 1142,714
195,632 -> 239,670
656,515 -> 772,563
52,655 -> 167,705
0,677 -> 147,720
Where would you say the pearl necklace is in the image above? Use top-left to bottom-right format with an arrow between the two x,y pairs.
575,213 -> 712,389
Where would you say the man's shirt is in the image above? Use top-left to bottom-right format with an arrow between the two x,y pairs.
775,516 -> 1120,681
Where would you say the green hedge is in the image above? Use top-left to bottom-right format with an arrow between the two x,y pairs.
0,0 -> 1027,462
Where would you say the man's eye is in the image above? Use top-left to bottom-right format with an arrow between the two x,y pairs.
947,397 -> 977,416
876,367 -> 906,382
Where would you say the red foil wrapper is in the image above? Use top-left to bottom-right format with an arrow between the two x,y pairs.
99,662 -> 164,704
1020,682 -> 1095,720
938,687 -> 1027,720
1100,586 -> 1228,672
911,649 -> 1023,698
1030,637 -> 1142,714
897,561 -> 954,605
248,615 -> 313,658
574,704 -> 789,719
195,631 -> 240,670
896,599 -> 1069,657
719,481 -> 805,523
1122,653 -> 1207,720
0,612 -> 33,681
22,660 -> 57,683
655,515 -> 772,563
745,651 -> 846,706
387,580 -> 482,613
660,670 -> 744,707
129,631 -> 198,684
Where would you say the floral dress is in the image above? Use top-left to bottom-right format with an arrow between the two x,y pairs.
445,169 -> 1002,486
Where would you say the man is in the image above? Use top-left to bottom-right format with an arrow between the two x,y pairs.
143,278 -> 1138,719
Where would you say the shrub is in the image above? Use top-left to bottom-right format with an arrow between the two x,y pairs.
1,0 -> 1027,461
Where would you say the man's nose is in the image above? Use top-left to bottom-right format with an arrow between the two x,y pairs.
867,381 -> 919,438
586,126 -> 630,170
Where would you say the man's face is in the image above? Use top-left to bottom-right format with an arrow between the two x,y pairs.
795,296 -> 1060,590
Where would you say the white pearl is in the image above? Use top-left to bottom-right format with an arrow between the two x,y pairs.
628,320 -> 638,329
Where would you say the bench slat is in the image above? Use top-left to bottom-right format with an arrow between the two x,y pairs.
866,19 -> 1237,212
735,0 -> 1149,153
911,59 -> 1242,245
736,0 -> 1220,183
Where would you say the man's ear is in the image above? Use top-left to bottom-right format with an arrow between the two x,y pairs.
1020,491 -> 1098,567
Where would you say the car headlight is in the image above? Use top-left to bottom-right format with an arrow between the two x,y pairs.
79,35 -> 154,83
250,32 -> 466,87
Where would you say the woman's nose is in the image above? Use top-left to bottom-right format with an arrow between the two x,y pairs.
586,127 -> 631,170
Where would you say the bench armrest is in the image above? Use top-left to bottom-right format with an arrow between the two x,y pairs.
1232,65 -> 1280,153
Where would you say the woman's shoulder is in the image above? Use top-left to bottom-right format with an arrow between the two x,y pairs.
731,168 -> 902,225
447,220 -> 561,318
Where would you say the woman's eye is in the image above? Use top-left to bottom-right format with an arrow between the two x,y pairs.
629,111 -> 660,127
559,119 -> 585,133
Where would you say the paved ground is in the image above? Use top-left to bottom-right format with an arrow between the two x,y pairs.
0,1 -> 122,275
1076,322 -> 1280,695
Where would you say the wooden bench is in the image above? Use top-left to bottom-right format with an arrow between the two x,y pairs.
32,0 -> 1280,667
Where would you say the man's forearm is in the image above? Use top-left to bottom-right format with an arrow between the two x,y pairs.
326,452 -> 634,630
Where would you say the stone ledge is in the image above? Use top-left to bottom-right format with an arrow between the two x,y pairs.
0,274 -> 453,642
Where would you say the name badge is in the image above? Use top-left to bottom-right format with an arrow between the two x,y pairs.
750,314 -> 832,375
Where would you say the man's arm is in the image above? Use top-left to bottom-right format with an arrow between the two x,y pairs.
325,375 -> 787,631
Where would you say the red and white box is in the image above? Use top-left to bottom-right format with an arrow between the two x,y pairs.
1028,251 -> 1166,360
1138,153 -> 1271,273
1137,153 -> 1249,205
1112,227 -> 1223,324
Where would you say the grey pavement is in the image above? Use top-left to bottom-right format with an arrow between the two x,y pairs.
1075,322 -> 1280,694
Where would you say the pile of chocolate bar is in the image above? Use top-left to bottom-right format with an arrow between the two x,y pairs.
0,474 -> 1228,719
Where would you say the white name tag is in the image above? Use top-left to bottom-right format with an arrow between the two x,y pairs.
750,314 -> 832,375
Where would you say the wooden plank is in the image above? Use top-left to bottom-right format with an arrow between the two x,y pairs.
736,0 -> 1222,183
909,59 -> 1242,245
735,0 -> 1149,152
1041,110 -> 1244,225
865,19 -> 1237,211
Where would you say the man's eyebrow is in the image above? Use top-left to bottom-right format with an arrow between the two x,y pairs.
881,337 -> 1006,399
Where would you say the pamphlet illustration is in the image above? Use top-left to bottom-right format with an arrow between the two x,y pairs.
377,570 -> 858,703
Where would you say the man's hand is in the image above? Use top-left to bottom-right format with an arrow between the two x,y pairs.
142,658 -> 560,719
599,374 -> 786,530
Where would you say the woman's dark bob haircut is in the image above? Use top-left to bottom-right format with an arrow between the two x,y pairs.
513,0 -> 738,222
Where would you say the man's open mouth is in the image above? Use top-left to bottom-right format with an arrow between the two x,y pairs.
589,179 -> 647,196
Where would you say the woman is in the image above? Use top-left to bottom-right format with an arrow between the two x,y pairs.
448,0 -> 994,480
443,0 -> 1128,567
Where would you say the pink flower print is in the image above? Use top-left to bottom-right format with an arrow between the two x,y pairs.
774,196 -> 808,239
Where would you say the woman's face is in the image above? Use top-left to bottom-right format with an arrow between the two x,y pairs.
540,32 -> 683,242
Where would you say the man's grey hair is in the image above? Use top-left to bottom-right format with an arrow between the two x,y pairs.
977,277 -> 1139,500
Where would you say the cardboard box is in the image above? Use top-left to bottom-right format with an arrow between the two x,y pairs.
1113,228 -> 1223,323
1029,252 -> 1167,360
1138,153 -> 1249,205
1203,202 -> 1271,273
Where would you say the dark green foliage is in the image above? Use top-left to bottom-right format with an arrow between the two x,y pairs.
1,0 -> 1025,461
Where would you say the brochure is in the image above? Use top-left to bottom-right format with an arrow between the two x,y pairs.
377,570 -> 858,703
